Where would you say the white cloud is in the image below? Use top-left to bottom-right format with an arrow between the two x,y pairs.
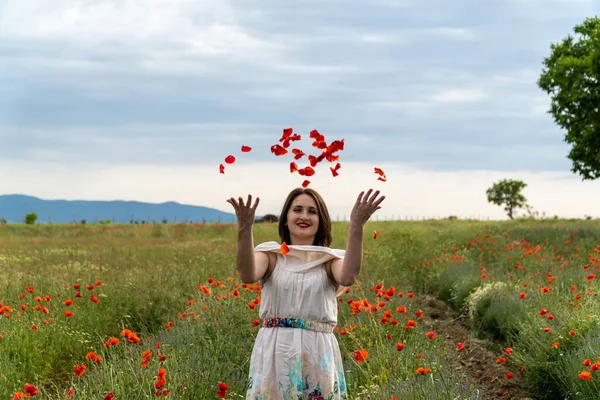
1,161 -> 598,221
1,0 -> 282,68
432,88 -> 487,103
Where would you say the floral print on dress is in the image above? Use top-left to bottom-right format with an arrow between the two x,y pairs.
246,351 -> 348,400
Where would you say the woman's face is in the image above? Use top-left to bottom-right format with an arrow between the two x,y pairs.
286,194 -> 320,245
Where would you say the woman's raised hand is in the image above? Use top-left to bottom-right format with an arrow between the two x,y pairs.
227,195 -> 260,228
350,189 -> 385,227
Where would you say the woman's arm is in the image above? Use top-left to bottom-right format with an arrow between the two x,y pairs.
331,189 -> 385,286
227,195 -> 270,284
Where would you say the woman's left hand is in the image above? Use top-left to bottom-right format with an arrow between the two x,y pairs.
350,189 -> 385,226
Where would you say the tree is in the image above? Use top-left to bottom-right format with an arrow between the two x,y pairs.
486,179 -> 528,219
538,16 -> 600,181
24,212 -> 38,225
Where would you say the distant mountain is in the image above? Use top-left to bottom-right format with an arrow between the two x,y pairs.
0,194 -> 237,224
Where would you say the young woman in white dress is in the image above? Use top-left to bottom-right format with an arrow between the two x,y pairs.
227,187 -> 385,400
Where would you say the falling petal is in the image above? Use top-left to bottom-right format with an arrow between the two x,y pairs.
330,162 -> 341,177
374,230 -> 379,239
225,155 -> 236,164
374,167 -> 386,177
280,242 -> 290,255
302,180 -> 310,188
270,144 -> 288,156
292,148 -> 306,160
241,145 -> 252,152
298,166 -> 315,177
219,164 -> 225,174
290,162 -> 298,173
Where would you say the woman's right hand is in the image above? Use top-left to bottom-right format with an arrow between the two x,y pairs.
227,195 -> 260,228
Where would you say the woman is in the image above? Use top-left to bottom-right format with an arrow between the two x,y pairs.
227,187 -> 385,399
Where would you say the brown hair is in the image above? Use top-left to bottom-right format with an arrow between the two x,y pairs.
278,187 -> 332,247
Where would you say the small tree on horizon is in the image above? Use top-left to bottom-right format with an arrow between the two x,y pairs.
486,179 -> 529,219
24,212 -> 38,225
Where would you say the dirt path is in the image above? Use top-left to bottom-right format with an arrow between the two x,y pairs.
418,295 -> 534,400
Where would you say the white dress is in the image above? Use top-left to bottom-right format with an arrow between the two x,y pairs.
245,241 -> 348,400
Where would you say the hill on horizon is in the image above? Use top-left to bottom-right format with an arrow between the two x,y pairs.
0,194 -> 237,224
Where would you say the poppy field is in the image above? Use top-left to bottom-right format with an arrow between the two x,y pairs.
0,219 -> 599,399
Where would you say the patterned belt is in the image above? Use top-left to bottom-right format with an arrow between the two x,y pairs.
262,317 -> 335,333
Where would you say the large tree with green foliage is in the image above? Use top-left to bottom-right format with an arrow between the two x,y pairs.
486,179 -> 528,219
538,16 -> 600,180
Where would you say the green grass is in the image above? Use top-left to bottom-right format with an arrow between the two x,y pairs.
0,219 -> 599,399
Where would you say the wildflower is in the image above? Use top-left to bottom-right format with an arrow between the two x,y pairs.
353,349 -> 368,362
85,352 -> 102,364
456,342 -> 465,351
217,382 -> 229,398
74,365 -> 86,377
578,370 -> 592,380
24,384 -> 38,396
416,367 -> 430,375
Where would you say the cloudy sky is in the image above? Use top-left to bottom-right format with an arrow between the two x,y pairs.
1,0 -> 599,220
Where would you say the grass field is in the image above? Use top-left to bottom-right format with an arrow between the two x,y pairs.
0,219 -> 599,399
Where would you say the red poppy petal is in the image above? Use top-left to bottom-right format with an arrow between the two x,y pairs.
301,180 -> 310,188
241,145 -> 252,152
270,144 -> 288,156
225,155 -> 236,164
219,164 -> 225,174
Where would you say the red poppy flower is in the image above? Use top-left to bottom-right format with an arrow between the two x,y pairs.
578,370 -> 592,380
23,384 -> 38,396
217,383 -> 229,398
353,349 -> 368,362
74,365 -> 86,377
